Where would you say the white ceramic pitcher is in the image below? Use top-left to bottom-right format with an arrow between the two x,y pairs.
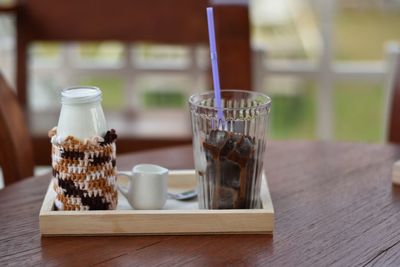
118,164 -> 168,210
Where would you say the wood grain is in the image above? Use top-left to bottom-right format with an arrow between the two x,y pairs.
2,142 -> 400,266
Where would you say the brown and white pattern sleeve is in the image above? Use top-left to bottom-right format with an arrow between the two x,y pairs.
49,128 -> 118,211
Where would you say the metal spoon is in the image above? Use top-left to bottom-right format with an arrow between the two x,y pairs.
167,190 -> 197,201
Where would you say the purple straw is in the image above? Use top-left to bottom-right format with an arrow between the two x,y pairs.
207,7 -> 224,123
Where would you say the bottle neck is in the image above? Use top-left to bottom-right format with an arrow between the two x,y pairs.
57,87 -> 107,141
61,86 -> 102,104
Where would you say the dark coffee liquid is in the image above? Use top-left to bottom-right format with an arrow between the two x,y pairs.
202,129 -> 259,209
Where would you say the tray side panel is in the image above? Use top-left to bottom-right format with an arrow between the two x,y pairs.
40,212 -> 273,235
261,174 -> 274,213
40,181 -> 54,212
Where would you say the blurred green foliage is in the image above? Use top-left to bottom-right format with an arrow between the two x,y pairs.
269,85 -> 316,139
143,90 -> 185,108
334,81 -> 383,142
79,77 -> 123,109
29,6 -> 398,142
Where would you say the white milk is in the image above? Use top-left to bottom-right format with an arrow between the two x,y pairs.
57,86 -> 107,141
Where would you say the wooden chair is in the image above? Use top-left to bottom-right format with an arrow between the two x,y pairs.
387,44 -> 400,143
0,72 -> 34,185
8,0 -> 252,165
389,64 -> 400,143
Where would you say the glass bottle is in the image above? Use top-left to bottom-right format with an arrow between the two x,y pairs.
51,86 -> 118,211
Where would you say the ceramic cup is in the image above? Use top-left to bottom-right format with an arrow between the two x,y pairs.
118,164 -> 168,210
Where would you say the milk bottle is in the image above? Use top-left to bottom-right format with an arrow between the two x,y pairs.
50,86 -> 118,211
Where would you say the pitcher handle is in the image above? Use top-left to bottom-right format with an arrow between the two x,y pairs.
117,171 -> 132,199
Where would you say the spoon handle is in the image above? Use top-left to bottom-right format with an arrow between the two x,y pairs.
168,190 -> 197,201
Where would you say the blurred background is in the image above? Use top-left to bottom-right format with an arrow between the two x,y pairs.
1,0 -> 400,187
1,0 -> 399,142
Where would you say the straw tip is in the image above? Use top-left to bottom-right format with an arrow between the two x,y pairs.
207,7 -> 213,12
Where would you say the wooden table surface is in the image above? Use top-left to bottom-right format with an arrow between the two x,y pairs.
2,141 -> 400,266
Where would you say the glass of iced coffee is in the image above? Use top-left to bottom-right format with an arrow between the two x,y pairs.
189,90 -> 271,209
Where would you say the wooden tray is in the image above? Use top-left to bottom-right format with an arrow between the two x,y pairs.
39,170 -> 274,235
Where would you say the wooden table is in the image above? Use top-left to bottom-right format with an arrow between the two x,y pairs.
2,141 -> 400,266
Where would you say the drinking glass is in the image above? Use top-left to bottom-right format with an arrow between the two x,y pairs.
189,90 -> 271,209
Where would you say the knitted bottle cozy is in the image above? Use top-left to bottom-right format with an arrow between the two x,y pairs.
49,127 -> 118,211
